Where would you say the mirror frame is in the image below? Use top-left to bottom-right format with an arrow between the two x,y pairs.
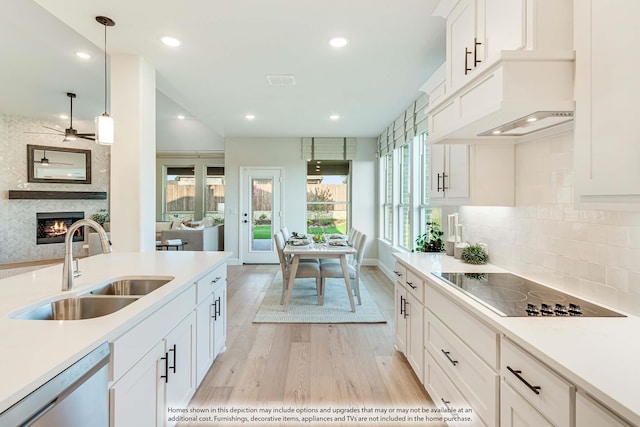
27,144 -> 92,184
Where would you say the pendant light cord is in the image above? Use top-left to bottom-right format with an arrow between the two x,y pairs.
103,23 -> 108,115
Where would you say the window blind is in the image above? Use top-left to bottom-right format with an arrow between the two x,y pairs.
377,92 -> 430,157
301,138 -> 357,160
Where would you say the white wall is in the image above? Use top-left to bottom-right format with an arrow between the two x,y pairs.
459,130 -> 640,316
156,118 -> 224,152
224,137 -> 378,264
0,114 -> 110,264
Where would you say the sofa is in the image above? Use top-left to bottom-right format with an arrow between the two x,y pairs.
160,224 -> 224,251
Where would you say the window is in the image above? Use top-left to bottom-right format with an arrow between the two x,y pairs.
306,161 -> 350,234
164,166 -> 195,220
205,167 -> 225,224
398,143 -> 412,249
382,154 -> 393,241
417,133 -> 431,236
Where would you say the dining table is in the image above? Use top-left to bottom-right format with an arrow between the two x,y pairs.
282,238 -> 357,312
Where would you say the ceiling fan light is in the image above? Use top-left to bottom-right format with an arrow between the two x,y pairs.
96,114 -> 114,145
63,128 -> 78,142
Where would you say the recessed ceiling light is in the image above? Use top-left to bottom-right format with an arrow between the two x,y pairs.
161,36 -> 181,47
329,37 -> 349,48
329,114 -> 340,120
245,114 -> 256,120
492,130 -> 502,135
527,117 -> 538,122
75,51 -> 91,59
177,115 -> 185,120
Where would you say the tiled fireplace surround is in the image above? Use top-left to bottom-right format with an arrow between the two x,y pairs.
0,114 -> 109,264
459,130 -> 640,316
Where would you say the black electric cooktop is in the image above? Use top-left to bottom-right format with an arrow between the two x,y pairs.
432,272 -> 625,317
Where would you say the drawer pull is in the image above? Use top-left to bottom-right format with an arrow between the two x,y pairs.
507,366 -> 541,395
441,349 -> 458,366
210,276 -> 222,285
393,270 -> 402,277
441,398 -> 452,410
399,295 -> 405,315
403,298 -> 409,319
406,281 -> 417,290
464,47 -> 472,75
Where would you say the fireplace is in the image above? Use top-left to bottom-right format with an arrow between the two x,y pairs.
36,212 -> 84,245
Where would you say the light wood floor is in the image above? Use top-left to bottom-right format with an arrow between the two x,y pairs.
181,265 -> 441,427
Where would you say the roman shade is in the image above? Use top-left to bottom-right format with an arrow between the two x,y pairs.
377,92 -> 429,157
302,138 -> 357,160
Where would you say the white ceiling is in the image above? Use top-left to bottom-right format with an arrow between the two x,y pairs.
6,0 -> 445,139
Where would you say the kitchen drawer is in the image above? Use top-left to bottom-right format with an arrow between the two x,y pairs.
424,350 -> 487,427
576,392 -> 631,427
501,338 -> 574,427
405,269 -> 424,304
110,284 -> 196,382
425,281 -> 499,368
426,308 -> 498,427
501,381 -> 554,427
196,263 -> 226,304
393,262 -> 406,286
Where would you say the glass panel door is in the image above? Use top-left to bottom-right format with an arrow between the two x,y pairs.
251,177 -> 273,251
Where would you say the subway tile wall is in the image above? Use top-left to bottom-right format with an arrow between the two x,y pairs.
459,130 -> 640,316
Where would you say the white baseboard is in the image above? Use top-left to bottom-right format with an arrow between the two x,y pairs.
377,260 -> 396,282
362,258 -> 378,266
226,257 -> 241,266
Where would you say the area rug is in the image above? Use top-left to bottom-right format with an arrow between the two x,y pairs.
253,273 -> 387,323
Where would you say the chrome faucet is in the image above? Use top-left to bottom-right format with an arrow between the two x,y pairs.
62,219 -> 111,291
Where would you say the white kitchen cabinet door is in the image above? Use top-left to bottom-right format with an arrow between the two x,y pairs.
164,312 -> 196,424
447,0 -> 478,91
500,382 -> 553,427
483,0 -> 525,62
212,280 -> 227,358
574,0 -> 640,209
576,392 -> 632,427
195,295 -> 215,386
405,292 -> 424,382
429,144 -> 470,202
110,341 -> 165,427
394,283 -> 408,354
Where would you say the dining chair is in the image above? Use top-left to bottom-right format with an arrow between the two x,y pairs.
273,231 -> 321,305
319,232 -> 367,306
281,227 -> 291,241
320,228 -> 360,267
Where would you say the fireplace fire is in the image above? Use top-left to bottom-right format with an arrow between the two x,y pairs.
36,212 -> 84,245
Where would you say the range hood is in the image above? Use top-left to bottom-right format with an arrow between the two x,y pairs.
424,51 -> 575,143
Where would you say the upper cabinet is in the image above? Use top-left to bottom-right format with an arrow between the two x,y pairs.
425,0 -> 575,144
574,0 -> 640,210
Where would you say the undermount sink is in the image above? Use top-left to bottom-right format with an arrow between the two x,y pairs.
13,296 -> 139,320
89,277 -> 174,296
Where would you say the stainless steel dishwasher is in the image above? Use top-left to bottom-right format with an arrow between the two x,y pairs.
0,342 -> 110,427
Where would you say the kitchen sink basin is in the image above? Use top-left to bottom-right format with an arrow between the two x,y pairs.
89,277 -> 174,296
13,296 -> 139,320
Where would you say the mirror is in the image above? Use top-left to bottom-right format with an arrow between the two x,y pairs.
27,144 -> 91,184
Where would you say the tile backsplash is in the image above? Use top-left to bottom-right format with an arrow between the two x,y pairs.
459,130 -> 640,316
0,114 -> 110,264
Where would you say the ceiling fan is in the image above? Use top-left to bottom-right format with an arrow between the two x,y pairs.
25,92 -> 96,141
33,150 -> 72,166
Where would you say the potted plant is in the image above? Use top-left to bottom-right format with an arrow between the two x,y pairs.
91,209 -> 110,230
460,244 -> 490,264
414,222 -> 444,252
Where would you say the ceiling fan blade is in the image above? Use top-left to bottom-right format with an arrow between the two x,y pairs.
24,131 -> 64,135
76,133 -> 96,136
78,135 -> 96,141
42,126 -> 65,133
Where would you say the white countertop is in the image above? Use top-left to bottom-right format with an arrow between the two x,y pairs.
394,252 -> 640,426
0,251 -> 231,414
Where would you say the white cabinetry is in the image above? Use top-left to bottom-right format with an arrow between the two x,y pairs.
393,262 -> 424,382
429,144 -> 514,206
576,392 -> 632,427
195,264 -> 227,385
164,313 -> 197,416
500,381 -> 553,427
574,0 -> 640,210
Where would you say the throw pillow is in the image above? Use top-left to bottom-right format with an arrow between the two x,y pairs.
200,217 -> 215,228
179,223 -> 193,230
170,220 -> 183,230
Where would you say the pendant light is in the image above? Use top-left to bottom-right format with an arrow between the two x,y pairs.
95,16 -> 115,145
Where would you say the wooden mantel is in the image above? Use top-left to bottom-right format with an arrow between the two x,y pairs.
8,190 -> 107,200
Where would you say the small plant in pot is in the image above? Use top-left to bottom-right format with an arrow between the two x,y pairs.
460,244 -> 490,265
91,209 -> 110,227
414,222 -> 444,253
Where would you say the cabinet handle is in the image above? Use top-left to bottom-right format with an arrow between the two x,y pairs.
441,398 -> 452,410
464,47 -> 472,75
399,295 -> 405,315
406,281 -> 417,290
160,353 -> 169,383
211,302 -> 217,319
169,344 -> 177,374
210,276 -> 222,285
393,270 -> 402,277
474,37 -> 482,67
441,349 -> 459,366
216,296 -> 222,318
507,366 -> 541,395
442,173 -> 448,192
403,299 -> 409,319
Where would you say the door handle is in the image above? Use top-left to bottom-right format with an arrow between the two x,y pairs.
243,220 -> 248,223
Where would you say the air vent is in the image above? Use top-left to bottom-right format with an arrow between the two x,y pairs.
265,74 -> 296,86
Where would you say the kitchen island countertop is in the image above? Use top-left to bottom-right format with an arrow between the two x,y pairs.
0,250 -> 231,414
